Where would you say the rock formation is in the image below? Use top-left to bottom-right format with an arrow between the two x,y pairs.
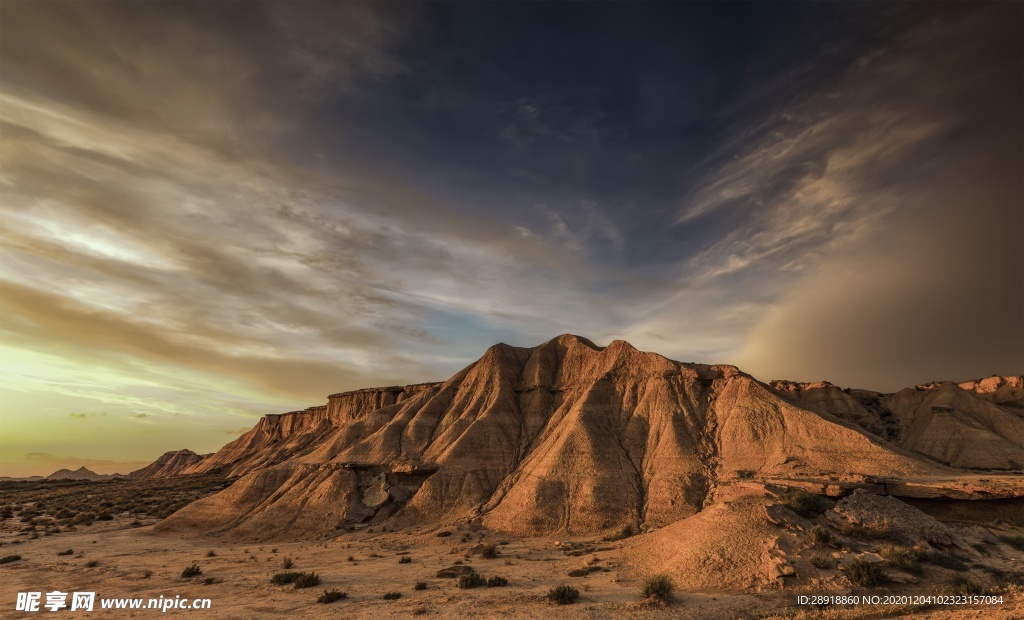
158,336 -> 1022,540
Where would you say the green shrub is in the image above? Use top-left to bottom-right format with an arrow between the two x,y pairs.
780,489 -> 834,518
486,575 -> 508,587
383,591 -> 402,600
845,558 -> 887,587
0,555 -> 21,564
457,571 -> 485,589
640,574 -> 674,602
567,568 -> 589,577
181,562 -> 202,578
414,581 -> 428,590
317,589 -> 347,604
547,584 -> 580,605
480,544 -> 498,559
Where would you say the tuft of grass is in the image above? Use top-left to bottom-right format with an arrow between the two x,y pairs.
206,550 -> 216,557
810,554 -> 832,569
282,557 -> 294,569
317,589 -> 347,604
399,556 -> 412,564
414,581 -> 428,590
0,555 -> 21,564
486,575 -> 508,587
567,568 -> 590,577
457,570 -> 485,589
845,558 -> 888,587
640,574 -> 674,602
57,549 -> 74,556
779,489 -> 834,518
806,525 -> 836,547
839,518 -> 893,540
878,544 -> 923,574
547,584 -> 580,605
181,562 -> 202,578
480,544 -> 498,559
86,560 -> 100,568
383,591 -> 402,600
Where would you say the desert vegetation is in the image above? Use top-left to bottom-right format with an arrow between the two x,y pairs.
641,574 -> 675,602
0,475 -> 229,535
547,584 -> 580,605
316,589 -> 346,603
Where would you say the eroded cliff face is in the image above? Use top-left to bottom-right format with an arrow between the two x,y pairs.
160,335 -> 978,540
182,384 -> 441,478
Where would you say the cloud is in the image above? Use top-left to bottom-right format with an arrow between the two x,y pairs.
726,7 -> 1024,389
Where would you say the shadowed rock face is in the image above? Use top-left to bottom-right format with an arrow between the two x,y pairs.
160,335 -> 978,539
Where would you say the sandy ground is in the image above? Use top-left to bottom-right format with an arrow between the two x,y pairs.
1,517 -> 1020,620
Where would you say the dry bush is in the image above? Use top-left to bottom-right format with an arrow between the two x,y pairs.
640,574 -> 674,602
547,584 -> 579,605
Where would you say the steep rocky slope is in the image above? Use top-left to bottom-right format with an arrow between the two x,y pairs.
128,450 -> 208,480
160,335 -> 966,539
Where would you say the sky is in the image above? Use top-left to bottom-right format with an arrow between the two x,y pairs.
1,2 -> 1021,476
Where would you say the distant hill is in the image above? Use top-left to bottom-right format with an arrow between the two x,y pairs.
45,466 -> 117,481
